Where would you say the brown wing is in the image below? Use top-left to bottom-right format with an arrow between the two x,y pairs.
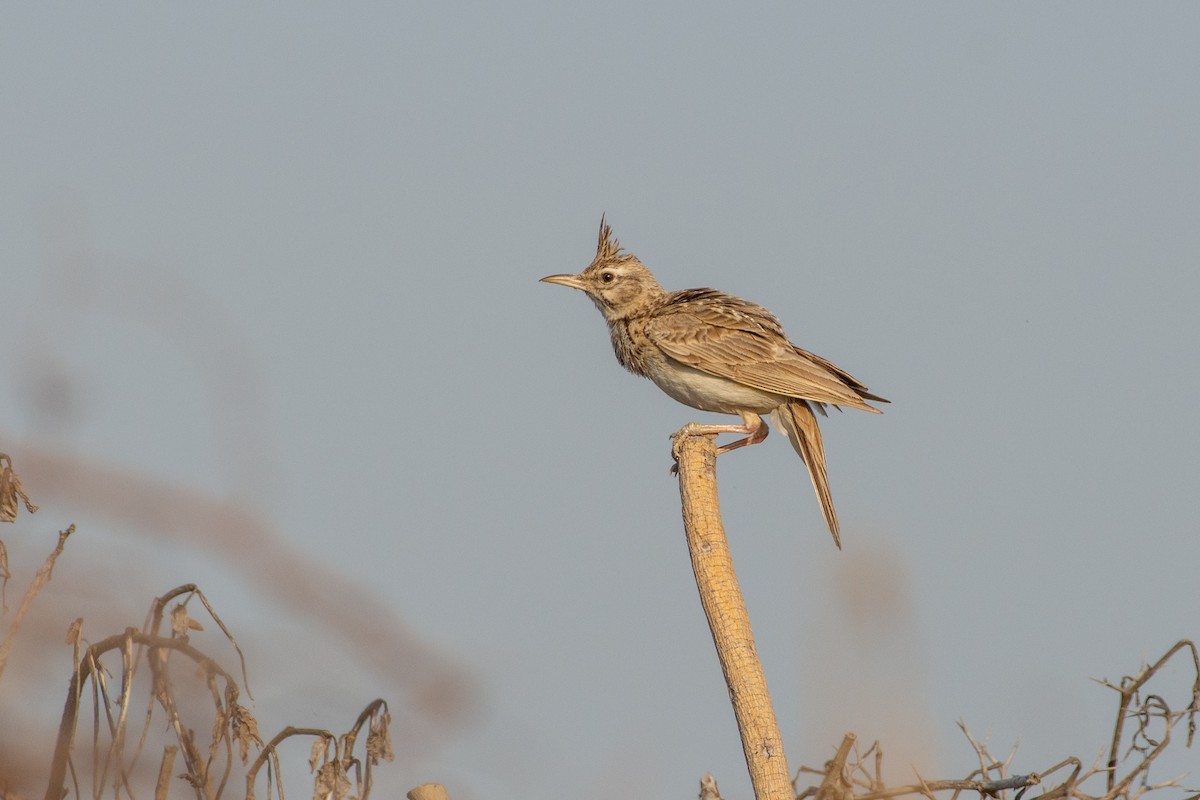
645,289 -> 884,412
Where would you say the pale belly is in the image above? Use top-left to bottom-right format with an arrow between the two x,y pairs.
644,358 -> 782,415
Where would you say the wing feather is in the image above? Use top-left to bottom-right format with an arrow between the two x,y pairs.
645,290 -> 884,412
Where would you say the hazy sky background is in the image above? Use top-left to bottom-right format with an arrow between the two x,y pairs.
2,4 -> 1198,799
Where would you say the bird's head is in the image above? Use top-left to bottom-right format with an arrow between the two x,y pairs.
541,216 -> 667,320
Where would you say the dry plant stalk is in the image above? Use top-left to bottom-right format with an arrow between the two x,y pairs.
0,524 -> 74,683
38,582 -> 394,800
673,428 -> 792,800
794,640 -> 1199,800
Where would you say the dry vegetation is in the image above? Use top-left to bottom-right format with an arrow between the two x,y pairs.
2,455 -> 393,800
686,640 -> 1200,800
4,449 -> 1197,800
792,637 -> 1198,800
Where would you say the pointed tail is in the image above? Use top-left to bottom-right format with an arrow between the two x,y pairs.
774,400 -> 841,549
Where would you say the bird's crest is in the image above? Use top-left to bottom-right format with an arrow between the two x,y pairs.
596,214 -> 623,261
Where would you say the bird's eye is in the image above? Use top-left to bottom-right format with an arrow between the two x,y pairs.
600,271 -> 615,284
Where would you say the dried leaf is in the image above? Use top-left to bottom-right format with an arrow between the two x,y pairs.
170,602 -> 204,637
312,760 -> 351,800
309,738 -> 327,772
231,701 -> 263,762
0,454 -> 39,522
367,710 -> 394,765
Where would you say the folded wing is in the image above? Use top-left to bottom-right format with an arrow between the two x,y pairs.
645,290 -> 885,412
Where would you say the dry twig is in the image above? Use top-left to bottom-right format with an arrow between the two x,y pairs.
793,641 -> 1197,800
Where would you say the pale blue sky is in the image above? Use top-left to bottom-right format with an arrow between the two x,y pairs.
2,4 -> 1198,799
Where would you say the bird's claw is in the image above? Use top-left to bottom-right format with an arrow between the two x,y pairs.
670,423 -> 717,476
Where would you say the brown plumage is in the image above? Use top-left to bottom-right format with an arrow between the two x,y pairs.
541,216 -> 886,548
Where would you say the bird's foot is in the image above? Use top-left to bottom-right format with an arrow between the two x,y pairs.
669,419 -> 768,474
669,423 -> 717,474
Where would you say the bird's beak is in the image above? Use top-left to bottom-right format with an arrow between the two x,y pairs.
540,273 -> 586,290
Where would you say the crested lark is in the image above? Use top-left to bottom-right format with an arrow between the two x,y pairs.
541,217 -> 887,549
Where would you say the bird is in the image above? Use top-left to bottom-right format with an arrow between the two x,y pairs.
541,216 -> 887,549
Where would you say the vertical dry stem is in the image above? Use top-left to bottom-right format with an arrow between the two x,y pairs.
674,428 -> 792,800
0,525 -> 74,682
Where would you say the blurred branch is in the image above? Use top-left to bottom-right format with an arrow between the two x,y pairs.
0,524 -> 74,683
13,442 -> 476,729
